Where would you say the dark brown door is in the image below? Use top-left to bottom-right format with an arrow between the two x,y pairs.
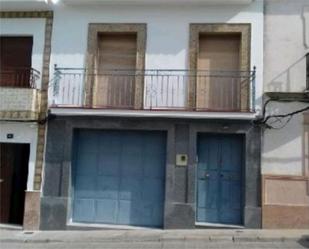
0,144 -> 14,223
197,34 -> 241,111
0,37 -> 33,87
0,143 -> 29,225
94,33 -> 137,108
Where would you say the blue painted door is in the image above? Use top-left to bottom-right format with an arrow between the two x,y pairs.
197,134 -> 243,225
72,130 -> 166,227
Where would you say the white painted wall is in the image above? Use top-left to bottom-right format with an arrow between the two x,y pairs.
262,0 -> 309,176
0,1 -> 51,11
0,122 -> 38,191
264,0 -> 309,92
49,0 -> 263,111
262,102 -> 308,176
0,18 -> 46,89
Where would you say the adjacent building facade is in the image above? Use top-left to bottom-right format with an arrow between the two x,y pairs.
262,0 -> 309,229
0,0 -> 307,230
0,5 -> 53,230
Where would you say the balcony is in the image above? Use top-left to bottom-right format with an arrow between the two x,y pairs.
50,67 -> 256,116
0,68 -> 41,120
0,68 -> 39,88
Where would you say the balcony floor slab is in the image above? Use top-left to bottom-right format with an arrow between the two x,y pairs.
49,108 -> 258,120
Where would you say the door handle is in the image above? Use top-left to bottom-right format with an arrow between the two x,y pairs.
0,179 -> 4,183
198,173 -> 210,180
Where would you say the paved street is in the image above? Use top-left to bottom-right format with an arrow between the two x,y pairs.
0,229 -> 308,249
1,240 -> 309,249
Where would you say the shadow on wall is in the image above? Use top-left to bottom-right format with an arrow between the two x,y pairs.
266,0 -> 309,16
265,0 -> 308,92
298,235 -> 309,248
262,101 -> 307,148
265,56 -> 306,92
263,0 -> 309,174
262,101 -> 308,172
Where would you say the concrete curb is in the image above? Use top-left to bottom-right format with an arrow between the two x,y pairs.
0,229 -> 308,244
0,236 -> 308,244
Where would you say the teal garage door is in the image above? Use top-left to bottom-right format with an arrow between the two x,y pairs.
72,130 -> 166,228
197,134 -> 244,225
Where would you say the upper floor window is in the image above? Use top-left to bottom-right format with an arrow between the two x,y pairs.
0,36 -> 33,88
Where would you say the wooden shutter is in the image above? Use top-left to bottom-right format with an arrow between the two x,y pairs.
93,33 -> 137,108
0,37 -> 33,87
197,34 -> 241,111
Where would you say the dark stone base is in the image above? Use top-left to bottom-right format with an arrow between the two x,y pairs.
40,116 -> 262,230
164,203 -> 195,229
244,206 -> 262,228
40,196 -> 68,230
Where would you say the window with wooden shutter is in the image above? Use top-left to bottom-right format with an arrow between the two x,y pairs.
0,37 -> 33,88
93,33 -> 137,108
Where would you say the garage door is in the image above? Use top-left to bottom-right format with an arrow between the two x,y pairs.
72,130 -> 166,227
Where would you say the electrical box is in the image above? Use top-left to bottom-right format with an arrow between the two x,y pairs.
176,154 -> 188,166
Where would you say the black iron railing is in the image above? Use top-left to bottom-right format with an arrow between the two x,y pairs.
0,67 -> 40,89
51,67 -> 256,112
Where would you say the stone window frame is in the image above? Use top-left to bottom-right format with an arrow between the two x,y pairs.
189,23 -> 251,111
85,23 -> 147,109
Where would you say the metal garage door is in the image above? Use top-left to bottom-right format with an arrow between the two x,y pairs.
72,130 -> 166,228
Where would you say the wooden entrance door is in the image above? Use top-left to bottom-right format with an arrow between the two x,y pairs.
197,134 -> 244,225
0,143 -> 30,225
0,144 -> 14,223
0,37 -> 33,87
93,33 -> 137,108
197,34 -> 241,111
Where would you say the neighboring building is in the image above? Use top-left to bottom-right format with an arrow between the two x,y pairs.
0,1 -> 52,229
40,0 -> 263,230
262,0 -> 309,228
0,2 -> 53,229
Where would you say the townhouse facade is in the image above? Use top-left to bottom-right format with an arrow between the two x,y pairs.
261,0 -> 309,229
0,2 -> 53,229
0,0 -> 307,231
2,0 -> 263,230
43,0 -> 264,230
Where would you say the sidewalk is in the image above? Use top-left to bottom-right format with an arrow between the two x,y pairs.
0,228 -> 308,244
